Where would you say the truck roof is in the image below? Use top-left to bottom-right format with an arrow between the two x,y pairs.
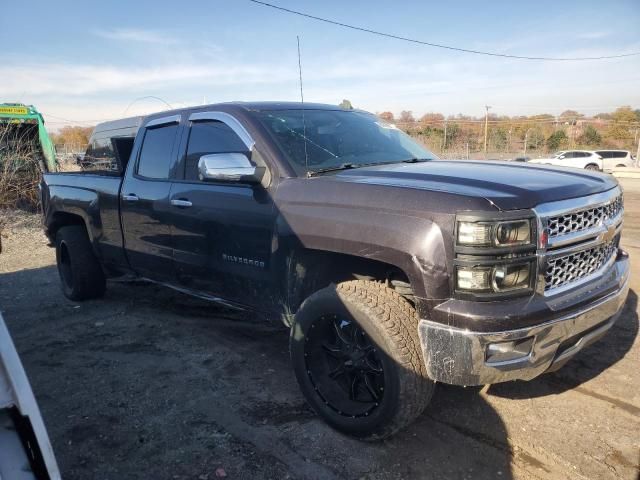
139,101 -> 360,123
92,115 -> 144,134
93,102 -> 354,138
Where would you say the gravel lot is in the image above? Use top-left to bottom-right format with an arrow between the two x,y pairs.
0,179 -> 639,480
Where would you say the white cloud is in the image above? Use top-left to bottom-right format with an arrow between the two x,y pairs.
0,62 -> 298,97
93,28 -> 180,45
576,31 -> 611,40
4,46 -> 638,127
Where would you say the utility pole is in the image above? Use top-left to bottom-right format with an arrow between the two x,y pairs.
524,128 -> 532,156
483,105 -> 491,156
442,120 -> 448,152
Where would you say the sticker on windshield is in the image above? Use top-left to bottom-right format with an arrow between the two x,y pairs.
375,121 -> 399,130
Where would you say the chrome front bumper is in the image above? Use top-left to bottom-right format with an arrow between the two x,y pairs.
418,255 -> 630,386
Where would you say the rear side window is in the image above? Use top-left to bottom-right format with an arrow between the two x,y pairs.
563,152 -> 575,158
184,120 -> 248,180
83,135 -> 117,171
112,137 -> 135,172
137,124 -> 179,179
595,151 -> 610,158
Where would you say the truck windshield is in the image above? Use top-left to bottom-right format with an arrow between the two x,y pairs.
256,109 -> 435,176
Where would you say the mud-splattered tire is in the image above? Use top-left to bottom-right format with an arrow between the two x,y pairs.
55,225 -> 106,301
290,280 -> 435,440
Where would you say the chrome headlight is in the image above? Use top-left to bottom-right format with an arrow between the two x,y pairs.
457,219 -> 532,247
456,263 -> 533,293
454,212 -> 537,298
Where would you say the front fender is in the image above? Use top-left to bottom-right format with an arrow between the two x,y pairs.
276,201 -> 454,301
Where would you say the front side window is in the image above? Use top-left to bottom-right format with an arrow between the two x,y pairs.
184,120 -> 248,180
255,109 -> 435,175
137,124 -> 179,179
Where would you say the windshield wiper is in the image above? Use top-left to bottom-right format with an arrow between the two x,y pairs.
307,163 -> 357,177
307,158 -> 433,177
402,158 -> 432,163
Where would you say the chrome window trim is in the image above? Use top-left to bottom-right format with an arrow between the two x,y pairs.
146,114 -> 181,128
188,111 -> 255,151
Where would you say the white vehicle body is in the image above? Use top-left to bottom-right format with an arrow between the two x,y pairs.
0,314 -> 61,480
528,150 -> 603,171
594,150 -> 635,171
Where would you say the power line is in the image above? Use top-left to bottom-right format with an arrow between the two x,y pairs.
122,96 -> 173,116
247,0 -> 640,61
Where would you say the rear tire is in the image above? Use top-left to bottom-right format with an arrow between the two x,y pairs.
55,226 -> 106,301
290,280 -> 435,440
585,163 -> 600,171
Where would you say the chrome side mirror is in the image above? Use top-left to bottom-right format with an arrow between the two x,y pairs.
197,153 -> 264,183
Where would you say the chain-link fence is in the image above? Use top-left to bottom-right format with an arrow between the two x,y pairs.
399,118 -> 640,161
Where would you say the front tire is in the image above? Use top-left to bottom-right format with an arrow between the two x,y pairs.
290,280 -> 435,440
55,226 -> 106,301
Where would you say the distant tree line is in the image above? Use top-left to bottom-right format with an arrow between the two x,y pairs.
50,126 -> 93,149
47,105 -> 640,159
376,106 -> 640,156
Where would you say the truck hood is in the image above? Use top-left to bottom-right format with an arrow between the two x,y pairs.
324,160 -> 617,210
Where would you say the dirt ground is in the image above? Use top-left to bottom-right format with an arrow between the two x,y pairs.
0,179 -> 639,480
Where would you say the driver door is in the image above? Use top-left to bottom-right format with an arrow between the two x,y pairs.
166,112 -> 277,306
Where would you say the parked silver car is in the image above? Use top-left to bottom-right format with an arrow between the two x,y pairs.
528,150 -> 603,171
594,150 -> 636,171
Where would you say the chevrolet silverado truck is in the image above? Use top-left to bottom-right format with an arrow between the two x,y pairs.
40,102 -> 630,439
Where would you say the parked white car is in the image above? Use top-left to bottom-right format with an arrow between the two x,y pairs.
528,150 -> 603,171
594,150 -> 635,171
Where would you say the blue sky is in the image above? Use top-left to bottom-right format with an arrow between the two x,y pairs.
1,0 -> 639,128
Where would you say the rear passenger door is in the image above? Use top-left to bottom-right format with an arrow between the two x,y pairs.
167,112 -> 276,304
120,115 -> 182,280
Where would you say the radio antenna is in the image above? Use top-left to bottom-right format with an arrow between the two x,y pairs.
297,35 -> 310,176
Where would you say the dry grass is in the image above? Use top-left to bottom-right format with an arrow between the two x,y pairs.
0,124 -> 44,211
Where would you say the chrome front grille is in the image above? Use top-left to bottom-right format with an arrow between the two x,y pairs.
545,242 -> 617,291
535,187 -> 623,295
547,194 -> 623,238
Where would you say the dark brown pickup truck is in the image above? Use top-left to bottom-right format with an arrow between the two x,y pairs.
41,102 -> 629,439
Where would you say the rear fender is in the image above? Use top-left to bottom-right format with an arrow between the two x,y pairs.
44,185 -> 101,251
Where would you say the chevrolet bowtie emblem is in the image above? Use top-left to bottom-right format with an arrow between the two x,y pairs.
602,224 -> 617,243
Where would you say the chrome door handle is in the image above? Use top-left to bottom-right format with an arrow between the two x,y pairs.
123,194 -> 139,202
171,199 -> 193,208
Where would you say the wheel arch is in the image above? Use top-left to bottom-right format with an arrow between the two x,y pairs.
283,247 -> 418,324
46,211 -> 102,261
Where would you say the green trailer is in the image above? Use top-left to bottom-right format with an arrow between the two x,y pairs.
0,103 -> 58,172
